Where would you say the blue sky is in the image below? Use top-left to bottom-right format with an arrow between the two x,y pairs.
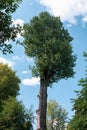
0,0 -> 87,129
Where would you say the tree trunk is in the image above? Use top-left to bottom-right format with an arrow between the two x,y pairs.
36,77 -> 47,130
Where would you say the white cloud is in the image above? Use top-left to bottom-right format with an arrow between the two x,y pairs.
22,71 -> 29,74
22,77 -> 40,86
26,57 -> 34,62
66,24 -> 73,28
12,19 -> 24,27
82,15 -> 87,23
12,19 -> 24,39
12,55 -> 20,61
38,0 -> 87,24
82,15 -> 87,27
0,56 -> 15,68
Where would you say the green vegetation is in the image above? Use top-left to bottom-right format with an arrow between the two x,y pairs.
0,63 -> 20,105
47,99 -> 68,130
0,63 -> 34,130
68,52 -> 87,130
0,0 -> 22,54
0,97 -> 34,130
23,11 -> 76,129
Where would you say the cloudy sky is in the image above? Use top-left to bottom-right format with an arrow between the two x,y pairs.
0,0 -> 87,129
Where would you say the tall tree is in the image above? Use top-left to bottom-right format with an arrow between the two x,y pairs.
47,100 -> 68,130
0,0 -> 22,54
0,63 -> 20,105
23,12 -> 76,130
68,52 -> 87,130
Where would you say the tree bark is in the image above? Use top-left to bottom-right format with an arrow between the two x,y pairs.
36,77 -> 47,130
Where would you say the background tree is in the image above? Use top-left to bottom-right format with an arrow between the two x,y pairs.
47,99 -> 68,130
0,0 -> 22,54
23,12 -> 76,130
0,63 -> 20,105
68,52 -> 87,130
0,97 -> 34,130
0,63 -> 34,130
65,124 -> 71,130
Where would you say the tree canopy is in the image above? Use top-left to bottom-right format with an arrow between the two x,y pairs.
68,52 -> 87,130
0,0 -> 22,54
47,100 -> 68,130
23,11 -> 76,87
0,97 -> 34,130
0,63 -> 20,104
0,63 -> 34,130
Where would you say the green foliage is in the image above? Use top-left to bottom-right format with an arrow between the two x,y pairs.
0,63 -> 20,104
23,11 -> 76,129
47,99 -> 68,130
0,0 -> 22,54
23,11 -> 76,86
0,63 -> 34,130
0,97 -> 34,130
69,53 -> 87,130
